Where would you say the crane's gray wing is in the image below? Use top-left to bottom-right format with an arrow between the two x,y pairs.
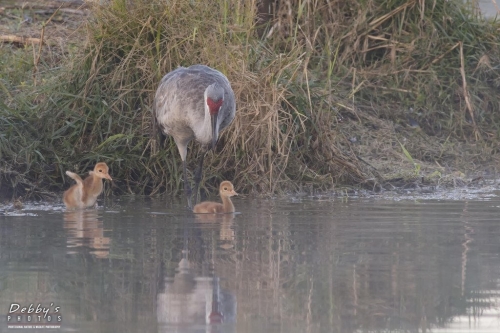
219,88 -> 236,131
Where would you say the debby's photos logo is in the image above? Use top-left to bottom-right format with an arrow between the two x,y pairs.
6,303 -> 62,329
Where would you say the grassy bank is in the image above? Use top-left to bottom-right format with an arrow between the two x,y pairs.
1,0 -> 499,200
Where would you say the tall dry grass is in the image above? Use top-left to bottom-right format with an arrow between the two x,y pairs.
272,0 -> 500,138
45,0 -> 365,196
1,0 -> 499,199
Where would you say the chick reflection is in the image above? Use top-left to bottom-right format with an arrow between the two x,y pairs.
157,252 -> 236,328
63,210 -> 110,258
195,213 -> 236,250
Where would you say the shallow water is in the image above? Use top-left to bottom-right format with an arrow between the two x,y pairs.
1,191 -> 500,333
478,0 -> 500,18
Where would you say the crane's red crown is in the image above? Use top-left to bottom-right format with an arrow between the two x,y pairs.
206,97 -> 223,115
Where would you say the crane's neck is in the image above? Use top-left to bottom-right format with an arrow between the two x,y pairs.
203,88 -> 223,147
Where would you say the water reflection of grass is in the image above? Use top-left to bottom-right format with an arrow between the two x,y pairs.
209,200 -> 499,332
2,198 -> 500,331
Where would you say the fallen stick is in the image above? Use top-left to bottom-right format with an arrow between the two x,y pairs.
0,35 -> 43,45
35,8 -> 87,15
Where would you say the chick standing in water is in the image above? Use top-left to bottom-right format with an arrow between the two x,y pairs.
193,181 -> 237,214
63,162 -> 112,209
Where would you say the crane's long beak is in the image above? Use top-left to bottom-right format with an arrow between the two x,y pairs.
211,113 -> 218,150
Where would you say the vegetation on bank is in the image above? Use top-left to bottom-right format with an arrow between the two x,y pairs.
0,0 -> 499,200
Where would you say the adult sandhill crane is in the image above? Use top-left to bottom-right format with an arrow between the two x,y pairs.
153,65 -> 236,208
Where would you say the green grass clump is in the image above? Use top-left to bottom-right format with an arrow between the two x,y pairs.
1,0 -> 500,199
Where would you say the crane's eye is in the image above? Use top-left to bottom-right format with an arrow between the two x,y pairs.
223,187 -> 227,191
98,169 -> 103,173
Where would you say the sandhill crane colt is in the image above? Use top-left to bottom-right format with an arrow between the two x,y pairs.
153,65 -> 236,208
63,162 -> 113,210
193,180 -> 238,214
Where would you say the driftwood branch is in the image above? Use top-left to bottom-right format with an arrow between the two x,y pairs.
0,1 -> 84,10
35,8 -> 87,15
0,35 -> 42,45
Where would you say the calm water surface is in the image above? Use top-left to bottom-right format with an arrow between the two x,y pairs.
1,191 -> 500,333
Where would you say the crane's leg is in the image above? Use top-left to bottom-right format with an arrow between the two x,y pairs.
176,140 -> 192,209
183,160 -> 192,209
192,151 -> 207,206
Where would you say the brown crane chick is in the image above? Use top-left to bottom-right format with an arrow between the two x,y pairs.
63,162 -> 112,210
193,181 -> 238,214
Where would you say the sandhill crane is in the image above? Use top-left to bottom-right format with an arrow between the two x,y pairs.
63,162 -> 112,209
153,65 -> 236,208
193,180 -> 238,214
